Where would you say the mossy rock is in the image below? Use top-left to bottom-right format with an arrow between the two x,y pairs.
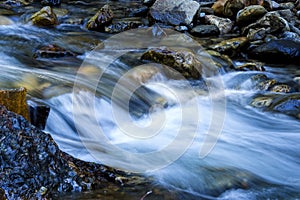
0,87 -> 29,121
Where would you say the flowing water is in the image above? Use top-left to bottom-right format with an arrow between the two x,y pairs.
1,1 -> 300,199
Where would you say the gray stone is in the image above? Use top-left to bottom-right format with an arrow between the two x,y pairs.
190,25 -> 220,37
149,0 -> 200,26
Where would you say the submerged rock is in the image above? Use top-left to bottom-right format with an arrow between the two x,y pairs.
205,15 -> 234,34
141,47 -> 203,79
250,39 -> 300,63
0,87 -> 29,121
149,0 -> 200,26
30,6 -> 58,26
209,37 -> 249,57
86,5 -> 113,31
33,44 -> 76,58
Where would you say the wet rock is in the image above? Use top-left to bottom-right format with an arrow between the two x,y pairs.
0,105 -> 150,199
27,100 -> 50,130
243,11 -> 290,36
250,93 -> 300,119
30,6 -> 58,26
86,5 -> 113,31
104,18 -> 143,34
143,0 -> 155,7
0,87 -> 29,121
41,0 -> 60,6
212,0 -> 228,16
236,5 -> 267,25
190,25 -> 220,37
141,47 -> 203,79
33,44 -> 76,58
128,6 -> 148,17
223,0 -> 246,18
235,62 -> 265,71
149,0 -> 200,26
269,84 -> 293,93
201,50 -> 234,72
205,15 -> 234,34
0,15 -> 13,25
281,31 -> 299,39
209,37 -> 249,57
250,39 -> 300,63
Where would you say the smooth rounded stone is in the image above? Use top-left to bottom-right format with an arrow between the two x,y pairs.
250,93 -> 300,119
0,87 -> 29,121
235,62 -> 265,71
86,5 -> 113,31
0,15 -> 13,25
149,0 -> 200,26
205,15 -> 234,34
33,44 -> 76,58
190,25 -> 220,37
223,0 -> 246,17
141,47 -> 203,79
236,5 -> 267,25
30,6 -> 58,26
41,0 -> 60,6
250,39 -> 300,63
242,11 -> 290,36
209,37 -> 249,57
104,18 -> 143,34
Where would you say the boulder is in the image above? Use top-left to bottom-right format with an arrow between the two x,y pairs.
190,25 -> 220,37
250,39 -> 300,63
242,12 -> 290,37
30,6 -> 58,26
209,37 -> 249,57
205,15 -> 234,34
149,0 -> 200,26
236,5 -> 267,25
141,47 -> 203,79
86,5 -> 113,31
0,87 -> 29,121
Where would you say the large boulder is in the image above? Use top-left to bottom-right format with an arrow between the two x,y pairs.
30,6 -> 58,26
141,47 -> 203,79
149,0 -> 200,26
249,39 -> 300,63
86,5 -> 113,31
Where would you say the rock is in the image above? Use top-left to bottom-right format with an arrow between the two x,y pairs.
281,31 -> 299,39
128,6 -> 148,17
236,5 -> 267,25
104,18 -> 143,34
0,87 -> 29,121
190,25 -> 220,37
250,39 -> 300,63
209,37 -> 249,57
27,100 -> 50,130
243,12 -> 290,36
269,84 -> 293,93
141,47 -> 203,79
33,44 -> 76,58
235,62 -> 265,71
212,0 -> 228,16
30,6 -> 58,26
149,0 -> 200,26
0,105 -> 151,199
201,50 -> 234,72
278,2 -> 295,10
223,0 -> 246,17
86,5 -> 113,31
143,0 -> 155,7
205,15 -> 234,34
41,0 -> 60,6
250,94 -> 300,119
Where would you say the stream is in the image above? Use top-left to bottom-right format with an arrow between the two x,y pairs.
1,0 -> 300,199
